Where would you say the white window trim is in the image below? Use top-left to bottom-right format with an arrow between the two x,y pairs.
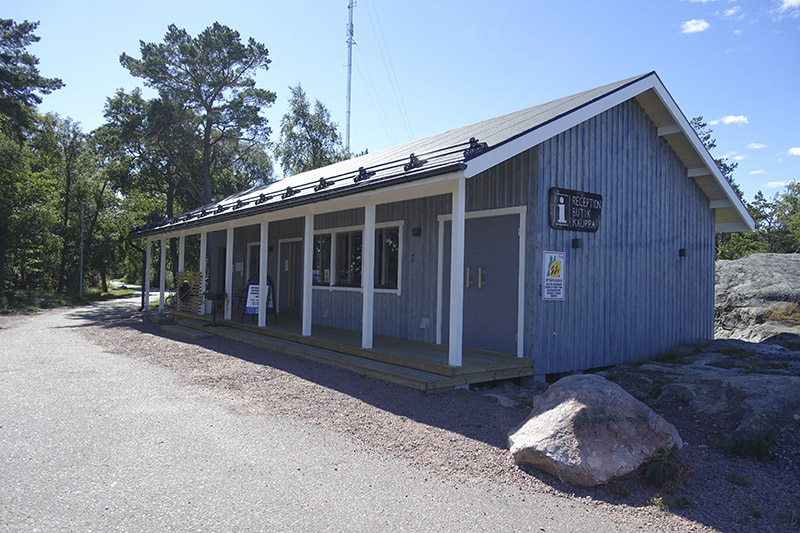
245,241 -> 259,282
312,220 -> 404,296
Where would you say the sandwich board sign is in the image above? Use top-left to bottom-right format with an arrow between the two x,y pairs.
244,284 -> 274,315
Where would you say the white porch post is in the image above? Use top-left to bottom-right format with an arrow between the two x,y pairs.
224,225 -> 234,320
199,230 -> 207,315
302,213 -> 314,336
361,202 -> 376,349
159,237 -> 166,312
448,177 -> 466,366
178,234 -> 185,272
258,220 -> 269,327
144,238 -> 151,309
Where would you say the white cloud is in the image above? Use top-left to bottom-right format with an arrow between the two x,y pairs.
733,155 -> 746,161
688,0 -> 717,3
765,181 -> 788,188
747,142 -> 768,149
720,115 -> 749,125
734,29 -> 743,35
723,6 -> 741,17
780,0 -> 800,13
682,19 -> 711,33
723,151 -> 739,159
789,147 -> 800,156
750,170 -> 767,174
709,119 -> 720,125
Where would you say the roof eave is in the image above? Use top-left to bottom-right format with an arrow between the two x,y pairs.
462,72 -> 755,234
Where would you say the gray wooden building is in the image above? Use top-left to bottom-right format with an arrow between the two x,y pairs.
131,72 -> 753,381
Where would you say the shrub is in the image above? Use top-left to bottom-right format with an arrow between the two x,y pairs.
644,444 -> 683,487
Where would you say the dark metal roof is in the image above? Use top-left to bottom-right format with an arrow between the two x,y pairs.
130,73 -> 649,239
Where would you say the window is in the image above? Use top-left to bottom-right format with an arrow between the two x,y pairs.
313,223 -> 402,292
335,231 -> 362,287
375,227 -> 399,289
312,234 -> 331,285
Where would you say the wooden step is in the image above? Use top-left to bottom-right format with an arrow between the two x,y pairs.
179,321 -> 461,392
161,323 -> 213,339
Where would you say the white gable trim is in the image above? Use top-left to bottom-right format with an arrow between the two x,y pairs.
463,73 -> 755,233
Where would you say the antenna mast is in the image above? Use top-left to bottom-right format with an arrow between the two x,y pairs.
345,0 -> 354,152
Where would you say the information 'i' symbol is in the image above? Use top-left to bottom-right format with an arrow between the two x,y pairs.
557,196 -> 567,224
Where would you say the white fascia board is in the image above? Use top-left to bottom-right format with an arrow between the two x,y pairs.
464,73 -> 756,233
647,77 -> 755,232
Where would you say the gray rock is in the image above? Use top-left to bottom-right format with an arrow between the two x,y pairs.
508,374 -> 682,487
715,253 -> 800,340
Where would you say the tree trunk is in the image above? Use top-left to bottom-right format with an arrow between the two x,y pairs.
202,117 -> 213,203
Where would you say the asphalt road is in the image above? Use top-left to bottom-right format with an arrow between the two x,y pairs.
1,300 -> 639,532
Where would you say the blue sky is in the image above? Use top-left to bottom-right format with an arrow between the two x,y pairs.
7,0 -> 799,203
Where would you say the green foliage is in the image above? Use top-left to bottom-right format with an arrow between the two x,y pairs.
781,507 -> 799,529
718,432 -> 771,459
764,302 -> 800,325
120,22 -> 276,203
691,116 -> 800,258
649,495 -> 670,513
726,472 -> 751,487
0,19 -> 63,138
644,444 -> 683,487
275,84 -> 347,176
669,494 -> 691,510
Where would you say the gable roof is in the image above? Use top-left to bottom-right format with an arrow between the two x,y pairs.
131,71 -> 754,238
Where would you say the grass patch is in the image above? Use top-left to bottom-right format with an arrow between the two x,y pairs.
649,495 -> 669,513
655,350 -> 692,365
718,432 -> 771,460
764,302 -> 800,326
720,346 -> 753,359
725,472 -> 751,487
669,494 -> 691,510
747,505 -> 763,519
644,444 -> 683,487
781,507 -> 799,529
0,286 -> 135,314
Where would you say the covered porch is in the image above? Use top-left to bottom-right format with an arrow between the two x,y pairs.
167,309 -> 532,392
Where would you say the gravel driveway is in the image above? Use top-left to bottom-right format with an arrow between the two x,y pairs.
1,299 -> 658,532
5,298 -> 791,532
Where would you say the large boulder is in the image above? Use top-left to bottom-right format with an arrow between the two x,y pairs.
508,374 -> 682,487
715,253 -> 800,341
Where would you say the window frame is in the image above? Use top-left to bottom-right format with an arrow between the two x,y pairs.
311,220 -> 403,295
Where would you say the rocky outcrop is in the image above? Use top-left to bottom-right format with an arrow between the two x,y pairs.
715,253 -> 800,341
507,374 -> 682,487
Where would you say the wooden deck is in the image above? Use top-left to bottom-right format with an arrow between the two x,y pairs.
170,310 -> 533,393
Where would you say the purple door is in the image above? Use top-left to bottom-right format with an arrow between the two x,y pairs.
442,214 -> 520,355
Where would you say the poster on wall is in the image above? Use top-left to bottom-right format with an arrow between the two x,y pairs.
542,251 -> 565,301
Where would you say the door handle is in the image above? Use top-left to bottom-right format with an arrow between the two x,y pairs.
466,267 -> 471,288
478,267 -> 484,289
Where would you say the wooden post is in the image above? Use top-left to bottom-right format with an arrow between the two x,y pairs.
361,202 -> 376,349
178,234 -> 185,272
199,230 -> 207,315
144,238 -> 151,310
159,236 -> 166,312
302,213 -> 314,336
224,225 -> 234,320
448,177 -> 466,366
258,220 -> 269,327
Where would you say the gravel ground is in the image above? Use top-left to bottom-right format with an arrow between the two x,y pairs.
12,300 -> 798,532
